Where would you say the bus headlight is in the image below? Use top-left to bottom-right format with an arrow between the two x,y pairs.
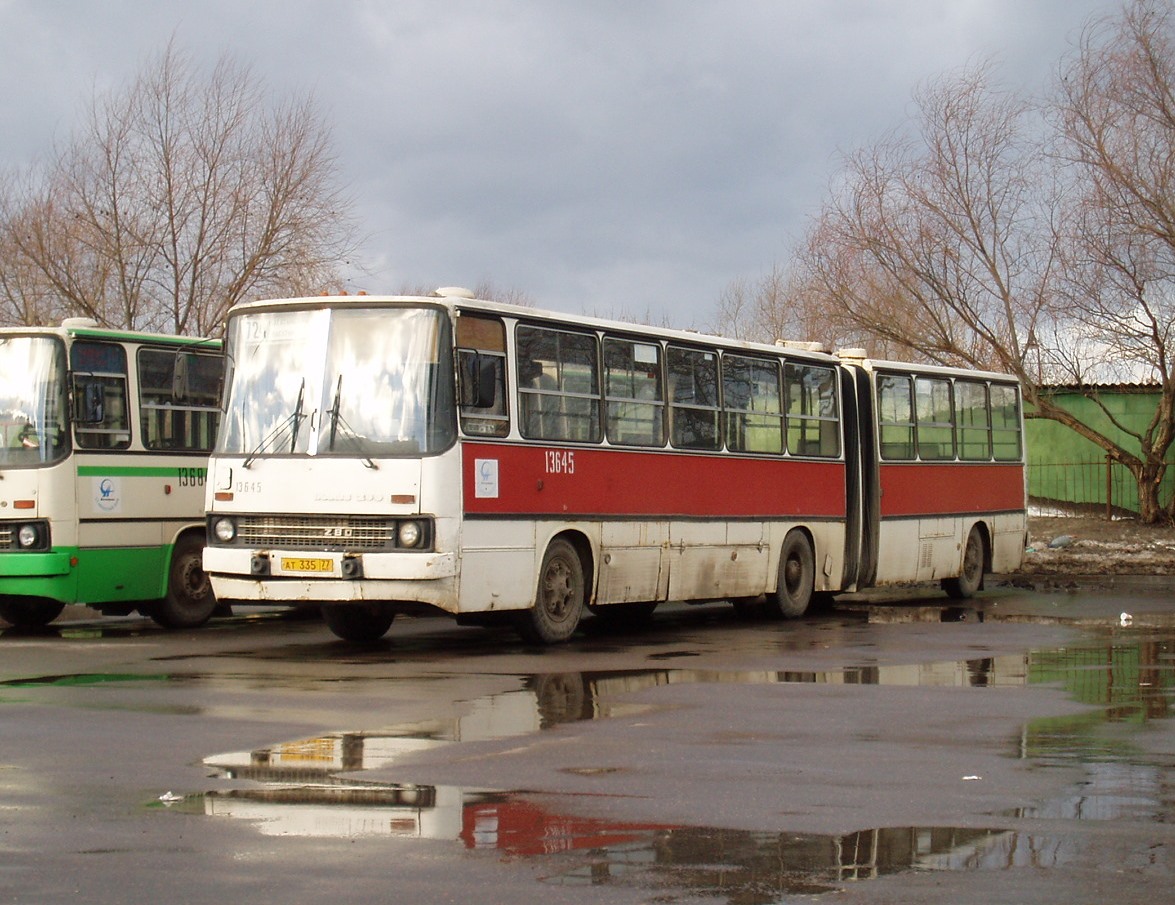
17,523 -> 41,549
213,517 -> 237,543
397,521 -> 422,548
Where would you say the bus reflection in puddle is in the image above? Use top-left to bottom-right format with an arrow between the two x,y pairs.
201,783 -> 672,854
193,780 -> 1072,893
190,634 -> 1175,894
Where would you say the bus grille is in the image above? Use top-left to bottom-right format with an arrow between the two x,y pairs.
235,515 -> 396,551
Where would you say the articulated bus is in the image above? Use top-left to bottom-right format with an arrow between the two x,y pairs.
203,289 -> 1026,643
0,320 -> 224,629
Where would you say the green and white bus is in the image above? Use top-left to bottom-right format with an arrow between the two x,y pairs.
0,319 -> 224,629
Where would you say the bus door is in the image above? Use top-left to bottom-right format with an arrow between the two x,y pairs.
839,363 -> 880,591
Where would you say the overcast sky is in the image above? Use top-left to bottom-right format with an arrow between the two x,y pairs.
0,0 -> 1125,330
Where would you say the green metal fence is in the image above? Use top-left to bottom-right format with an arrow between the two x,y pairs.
1028,458 -> 1143,517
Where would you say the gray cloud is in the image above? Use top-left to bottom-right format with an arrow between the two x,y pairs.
0,0 -> 1120,329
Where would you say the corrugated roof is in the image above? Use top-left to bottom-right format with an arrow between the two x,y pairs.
1040,381 -> 1161,393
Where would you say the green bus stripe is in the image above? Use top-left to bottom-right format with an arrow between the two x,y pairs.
69,328 -> 221,349
77,465 -> 201,477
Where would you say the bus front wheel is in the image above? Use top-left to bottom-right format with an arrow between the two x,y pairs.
150,536 -> 217,629
515,538 -> 585,644
322,604 -> 395,642
767,530 -> 814,619
942,526 -> 985,599
0,597 -> 65,628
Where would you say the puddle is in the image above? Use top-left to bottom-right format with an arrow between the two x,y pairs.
182,629 -> 1175,897
0,609 -> 300,642
168,783 -> 1099,894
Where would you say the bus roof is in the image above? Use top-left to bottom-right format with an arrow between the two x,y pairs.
0,319 -> 222,349
846,354 -> 1020,385
229,290 -> 1017,383
228,291 -> 846,366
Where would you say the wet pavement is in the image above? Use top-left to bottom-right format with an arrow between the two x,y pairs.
1,585 -> 1173,904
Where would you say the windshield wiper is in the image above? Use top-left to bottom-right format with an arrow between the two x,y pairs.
242,379 -> 306,468
288,379 -> 306,453
326,375 -> 377,469
327,374 -> 343,451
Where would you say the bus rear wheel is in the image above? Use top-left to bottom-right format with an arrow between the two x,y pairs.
150,536 -> 217,629
515,538 -> 585,644
943,525 -> 985,599
0,597 -> 65,628
767,530 -> 814,619
322,604 -> 396,642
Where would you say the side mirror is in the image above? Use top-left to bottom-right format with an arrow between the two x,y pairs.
172,351 -> 190,403
458,351 -> 498,409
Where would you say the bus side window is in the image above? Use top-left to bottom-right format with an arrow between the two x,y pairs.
70,342 -> 130,450
456,315 -> 509,438
877,374 -> 915,460
516,325 -> 601,443
667,346 -> 720,450
785,363 -> 840,457
138,348 -> 222,451
604,338 -> 665,447
990,383 -> 1023,461
956,380 -> 991,461
915,376 -> 955,460
724,354 -> 782,454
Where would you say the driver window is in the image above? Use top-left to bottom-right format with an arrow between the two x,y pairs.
71,342 -> 130,450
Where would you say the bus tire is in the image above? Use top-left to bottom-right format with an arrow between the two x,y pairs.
515,538 -> 585,644
150,536 -> 217,629
322,604 -> 395,642
767,530 -> 814,619
943,525 -> 985,599
0,597 -> 65,628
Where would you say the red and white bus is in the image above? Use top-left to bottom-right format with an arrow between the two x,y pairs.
203,289 -> 1025,643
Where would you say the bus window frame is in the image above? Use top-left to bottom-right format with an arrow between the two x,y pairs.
603,335 -> 666,448
137,346 -> 223,452
784,361 -> 840,459
914,375 -> 956,461
666,344 -> 722,451
456,313 -> 510,438
515,323 -> 602,444
70,341 -> 131,451
723,353 -> 784,455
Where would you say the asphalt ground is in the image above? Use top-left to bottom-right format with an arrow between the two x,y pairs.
2,585 -> 1173,904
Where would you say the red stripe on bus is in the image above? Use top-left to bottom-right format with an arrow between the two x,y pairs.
879,462 -> 1025,517
462,443 -> 847,518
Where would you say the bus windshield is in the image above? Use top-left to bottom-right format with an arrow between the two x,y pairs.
219,306 -> 456,459
0,336 -> 68,467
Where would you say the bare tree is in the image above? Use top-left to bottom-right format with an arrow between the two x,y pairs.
709,274 -> 756,340
1052,0 -> 1175,521
469,281 -> 536,307
760,4 -> 1175,523
711,263 -> 854,349
0,41 -> 355,336
795,62 -> 1060,374
0,177 -> 66,325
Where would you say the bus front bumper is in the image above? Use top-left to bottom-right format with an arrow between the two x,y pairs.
203,547 -> 458,605
0,550 -> 74,578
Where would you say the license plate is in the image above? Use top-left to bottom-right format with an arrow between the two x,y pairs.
280,557 -> 335,574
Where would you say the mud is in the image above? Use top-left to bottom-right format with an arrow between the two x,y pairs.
1023,515 -> 1175,577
